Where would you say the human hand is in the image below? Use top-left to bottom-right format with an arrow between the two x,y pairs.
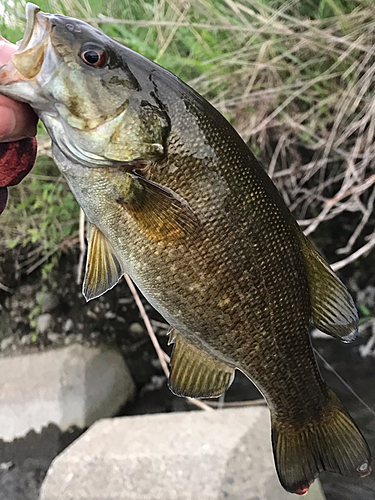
0,37 -> 38,214
0,37 -> 38,141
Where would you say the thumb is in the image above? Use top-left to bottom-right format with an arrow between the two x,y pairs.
0,37 -> 38,141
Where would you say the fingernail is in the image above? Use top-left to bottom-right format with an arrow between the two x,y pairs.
0,107 -> 16,141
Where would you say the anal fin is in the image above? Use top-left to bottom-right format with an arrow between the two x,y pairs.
168,329 -> 235,398
83,224 -> 123,301
299,232 -> 358,342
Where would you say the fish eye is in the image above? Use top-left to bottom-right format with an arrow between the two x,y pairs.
79,43 -> 107,68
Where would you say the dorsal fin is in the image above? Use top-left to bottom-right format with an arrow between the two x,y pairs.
168,329 -> 235,398
83,224 -> 123,301
298,232 -> 358,342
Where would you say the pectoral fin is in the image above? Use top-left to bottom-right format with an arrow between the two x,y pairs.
83,225 -> 123,301
120,173 -> 202,242
299,232 -> 358,342
168,329 -> 235,398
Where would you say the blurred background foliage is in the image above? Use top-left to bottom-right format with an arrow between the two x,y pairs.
1,0 -> 375,286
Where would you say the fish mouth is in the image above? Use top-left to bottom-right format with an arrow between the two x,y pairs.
0,3 -> 51,84
18,3 -> 42,51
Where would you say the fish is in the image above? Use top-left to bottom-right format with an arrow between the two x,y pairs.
0,3 -> 371,494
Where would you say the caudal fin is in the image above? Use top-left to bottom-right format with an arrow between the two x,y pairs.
271,389 -> 372,495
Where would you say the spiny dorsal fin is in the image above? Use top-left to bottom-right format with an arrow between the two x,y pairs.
298,232 -> 358,342
83,224 -> 123,302
168,328 -> 235,398
120,173 -> 202,242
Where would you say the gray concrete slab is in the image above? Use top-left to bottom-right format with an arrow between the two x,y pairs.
0,344 -> 135,441
40,407 -> 325,500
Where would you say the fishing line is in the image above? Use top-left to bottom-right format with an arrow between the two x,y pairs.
314,348 -> 375,418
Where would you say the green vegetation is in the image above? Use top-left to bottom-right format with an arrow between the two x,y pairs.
1,0 -> 374,279
1,153 -> 79,279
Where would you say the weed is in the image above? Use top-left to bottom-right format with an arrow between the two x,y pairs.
0,156 -> 79,279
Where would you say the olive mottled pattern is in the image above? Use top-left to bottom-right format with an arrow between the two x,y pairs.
0,4 -> 370,494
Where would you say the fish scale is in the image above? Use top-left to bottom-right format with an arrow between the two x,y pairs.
0,3 -> 371,494
140,119 -> 322,416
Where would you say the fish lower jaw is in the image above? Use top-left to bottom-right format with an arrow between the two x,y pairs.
42,116 -> 112,170
0,78 -> 44,109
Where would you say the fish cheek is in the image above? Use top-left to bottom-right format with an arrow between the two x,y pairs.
90,69 -> 139,122
68,51 -> 141,128
52,65 -> 130,130
104,100 -> 169,162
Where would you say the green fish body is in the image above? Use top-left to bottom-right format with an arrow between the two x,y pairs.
0,4 -> 371,494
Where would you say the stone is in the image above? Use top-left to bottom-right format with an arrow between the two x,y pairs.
47,332 -> 60,343
63,318 -> 74,333
37,313 -> 53,334
40,407 -> 326,500
0,336 -> 13,351
128,322 -> 144,337
19,334 -> 32,346
104,311 -> 116,319
0,462 -> 13,471
37,291 -> 60,313
0,344 -> 135,442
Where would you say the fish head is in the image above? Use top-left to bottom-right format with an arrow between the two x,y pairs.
0,3 -> 169,168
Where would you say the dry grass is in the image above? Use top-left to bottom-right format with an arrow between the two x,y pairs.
1,0 -> 375,274
182,1 -> 375,270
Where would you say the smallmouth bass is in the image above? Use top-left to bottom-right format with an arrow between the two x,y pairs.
0,4 -> 371,494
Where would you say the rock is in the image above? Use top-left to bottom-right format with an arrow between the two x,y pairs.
64,333 -> 83,345
117,296 -> 133,306
104,311 -> 116,320
37,313 -> 53,334
47,332 -> 60,343
40,407 -> 325,500
150,357 -> 163,369
0,336 -> 13,351
0,461 -> 14,471
37,292 -> 60,313
20,334 -> 32,346
64,335 -> 75,345
0,344 -> 135,441
63,318 -> 74,333
128,322 -> 144,337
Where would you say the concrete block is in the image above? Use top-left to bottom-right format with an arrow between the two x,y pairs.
40,407 -> 325,500
0,344 -> 135,441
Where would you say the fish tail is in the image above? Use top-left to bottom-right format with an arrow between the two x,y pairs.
271,388 -> 372,495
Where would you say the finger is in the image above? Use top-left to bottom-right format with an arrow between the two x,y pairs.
0,39 -> 38,141
0,39 -> 17,65
0,95 -> 38,141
